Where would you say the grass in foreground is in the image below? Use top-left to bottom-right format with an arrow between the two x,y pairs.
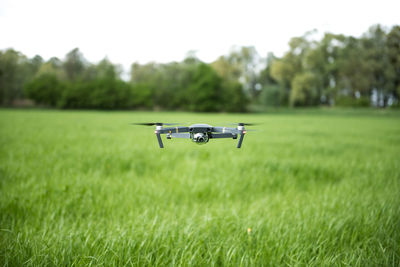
0,109 -> 399,266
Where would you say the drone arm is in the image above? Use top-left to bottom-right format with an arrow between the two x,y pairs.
212,127 -> 239,134
159,127 -> 189,134
171,133 -> 191,139
210,133 -> 236,139
155,132 -> 164,148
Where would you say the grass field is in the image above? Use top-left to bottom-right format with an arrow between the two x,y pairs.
1,109 -> 399,266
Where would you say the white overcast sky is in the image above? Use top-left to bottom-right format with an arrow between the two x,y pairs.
1,0 -> 399,71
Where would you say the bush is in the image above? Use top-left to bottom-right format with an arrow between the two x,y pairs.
290,72 -> 320,107
221,81 -> 248,112
58,81 -> 92,109
130,83 -> 153,109
335,96 -> 370,107
88,78 -> 132,109
58,78 -> 133,109
24,74 -> 65,107
187,63 -> 223,112
260,85 -> 282,107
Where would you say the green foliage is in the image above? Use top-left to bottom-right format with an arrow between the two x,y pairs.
36,57 -> 65,80
2,24 -> 400,110
221,81 -> 248,112
387,26 -> 400,100
130,60 -> 248,112
267,25 -> 400,108
59,78 -> 132,109
0,49 -> 39,105
335,96 -> 370,107
130,83 -> 153,109
24,74 -> 65,106
257,53 -> 278,87
290,72 -> 320,107
186,63 -> 223,112
259,84 -> 281,107
154,61 -> 197,110
85,78 -> 131,109
131,61 -> 187,110
63,48 -> 86,81
57,81 -> 92,109
1,109 -> 400,265
224,46 -> 261,99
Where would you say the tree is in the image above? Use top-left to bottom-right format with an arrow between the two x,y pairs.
225,46 -> 261,99
187,63 -> 223,112
130,57 -> 201,110
211,55 -> 248,111
257,53 -> 281,107
36,57 -> 65,80
82,58 -> 122,81
302,33 -> 346,105
57,81 -> 92,109
28,55 -> 44,78
211,56 -> 241,83
258,53 -> 278,86
221,81 -> 248,112
361,25 -> 395,106
0,49 -> 32,104
290,72 -> 319,106
335,37 -> 370,100
63,48 -> 86,81
259,85 -> 281,107
269,39 -> 306,105
130,83 -> 153,108
386,25 -> 400,105
87,78 -> 132,109
24,73 -> 64,106
95,58 -> 121,80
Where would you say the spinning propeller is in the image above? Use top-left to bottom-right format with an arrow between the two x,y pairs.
131,122 -> 179,126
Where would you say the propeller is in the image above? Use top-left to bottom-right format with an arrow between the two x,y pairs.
228,123 -> 261,132
227,123 -> 260,126
131,122 -> 179,126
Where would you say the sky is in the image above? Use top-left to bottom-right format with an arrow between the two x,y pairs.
1,0 -> 399,72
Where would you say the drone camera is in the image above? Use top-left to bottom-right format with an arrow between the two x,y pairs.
192,133 -> 209,145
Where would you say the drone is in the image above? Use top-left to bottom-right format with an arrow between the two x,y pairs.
133,122 -> 256,148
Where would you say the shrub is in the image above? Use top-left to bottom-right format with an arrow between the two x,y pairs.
290,72 -> 320,107
24,74 -> 65,107
335,96 -> 370,107
260,85 -> 282,107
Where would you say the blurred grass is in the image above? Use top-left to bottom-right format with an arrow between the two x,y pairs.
0,108 -> 399,266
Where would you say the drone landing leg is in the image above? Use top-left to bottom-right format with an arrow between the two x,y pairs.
156,133 -> 164,148
237,133 -> 245,148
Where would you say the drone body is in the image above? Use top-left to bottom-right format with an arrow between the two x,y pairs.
135,122 -> 251,148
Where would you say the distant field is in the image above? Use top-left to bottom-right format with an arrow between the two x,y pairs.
1,109 -> 399,266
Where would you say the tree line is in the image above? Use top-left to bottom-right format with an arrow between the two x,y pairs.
0,24 -> 399,111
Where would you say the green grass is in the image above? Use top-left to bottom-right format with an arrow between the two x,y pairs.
0,109 -> 399,266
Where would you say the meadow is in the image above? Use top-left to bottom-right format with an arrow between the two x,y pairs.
0,108 -> 399,266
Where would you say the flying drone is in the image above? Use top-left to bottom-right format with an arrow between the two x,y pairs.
133,122 -> 256,148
